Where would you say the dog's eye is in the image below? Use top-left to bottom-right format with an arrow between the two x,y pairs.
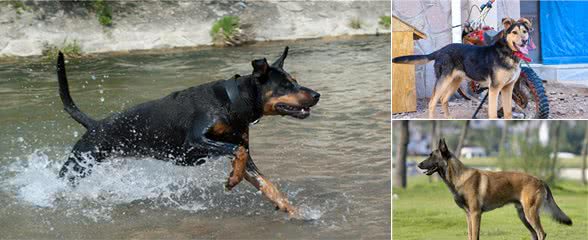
512,31 -> 518,34
523,30 -> 527,34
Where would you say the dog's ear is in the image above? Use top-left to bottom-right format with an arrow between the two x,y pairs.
272,46 -> 289,68
518,18 -> 533,32
502,17 -> 514,31
252,58 -> 269,81
438,138 -> 451,158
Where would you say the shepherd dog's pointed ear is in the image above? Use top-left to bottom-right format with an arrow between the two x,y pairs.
252,58 -> 269,81
502,17 -> 514,31
438,138 -> 450,157
272,46 -> 289,68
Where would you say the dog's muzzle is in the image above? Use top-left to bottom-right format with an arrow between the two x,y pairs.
418,162 -> 438,175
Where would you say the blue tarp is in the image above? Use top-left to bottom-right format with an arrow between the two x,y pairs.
540,1 -> 588,64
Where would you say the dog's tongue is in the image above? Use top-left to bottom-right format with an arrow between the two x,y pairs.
529,38 -> 536,50
519,45 -> 529,55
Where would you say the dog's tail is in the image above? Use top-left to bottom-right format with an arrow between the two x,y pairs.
57,52 -> 97,129
542,183 -> 573,226
392,53 -> 434,65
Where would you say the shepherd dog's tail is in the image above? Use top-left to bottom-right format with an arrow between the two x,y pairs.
57,52 -> 97,129
392,53 -> 435,65
542,183 -> 573,226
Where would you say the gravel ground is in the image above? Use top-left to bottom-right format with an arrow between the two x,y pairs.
393,82 -> 588,119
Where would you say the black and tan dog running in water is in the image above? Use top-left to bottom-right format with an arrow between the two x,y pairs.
418,139 -> 572,240
56,47 -> 320,217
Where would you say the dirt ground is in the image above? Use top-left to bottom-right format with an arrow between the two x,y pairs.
393,82 -> 588,119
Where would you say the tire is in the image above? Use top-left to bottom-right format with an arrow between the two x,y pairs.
518,67 -> 550,119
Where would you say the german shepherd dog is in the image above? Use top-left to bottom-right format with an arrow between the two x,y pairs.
56,47 -> 320,218
392,19 -> 532,119
418,139 -> 572,240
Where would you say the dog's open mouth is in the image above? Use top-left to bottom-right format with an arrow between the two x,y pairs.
422,166 -> 438,175
513,42 -> 529,55
275,103 -> 311,119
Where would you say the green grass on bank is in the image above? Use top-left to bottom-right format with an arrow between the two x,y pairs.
379,15 -> 391,29
349,17 -> 362,29
41,40 -> 82,61
393,175 -> 588,240
93,0 -> 113,27
210,16 -> 242,46
408,156 -> 587,169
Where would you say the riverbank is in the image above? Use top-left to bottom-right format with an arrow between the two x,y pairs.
0,34 -> 386,64
0,1 -> 390,58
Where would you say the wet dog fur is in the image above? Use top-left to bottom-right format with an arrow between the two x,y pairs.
55,47 -> 320,218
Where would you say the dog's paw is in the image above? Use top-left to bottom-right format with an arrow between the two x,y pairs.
224,175 -> 242,191
286,206 -> 302,219
273,202 -> 300,218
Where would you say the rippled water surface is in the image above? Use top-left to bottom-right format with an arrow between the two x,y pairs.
0,35 -> 390,239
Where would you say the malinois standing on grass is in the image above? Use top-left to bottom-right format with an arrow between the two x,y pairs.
418,139 -> 572,240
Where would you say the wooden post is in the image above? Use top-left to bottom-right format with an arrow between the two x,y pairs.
392,16 -> 426,113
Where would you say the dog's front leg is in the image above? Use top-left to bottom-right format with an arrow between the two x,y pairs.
501,82 -> 515,119
225,129 -> 250,190
187,120 -> 252,190
225,145 -> 248,190
244,158 -> 299,218
488,87 -> 500,119
469,210 -> 482,240
185,136 -> 247,189
466,213 -> 472,240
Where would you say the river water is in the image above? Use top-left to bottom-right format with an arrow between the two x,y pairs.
0,35 -> 390,239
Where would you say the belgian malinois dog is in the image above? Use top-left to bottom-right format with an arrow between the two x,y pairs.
418,139 -> 572,240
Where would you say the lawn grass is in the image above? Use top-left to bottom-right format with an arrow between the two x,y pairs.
393,175 -> 588,240
408,156 -> 586,169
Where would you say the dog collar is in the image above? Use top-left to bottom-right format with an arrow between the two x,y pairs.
225,79 -> 258,123
514,51 -> 532,62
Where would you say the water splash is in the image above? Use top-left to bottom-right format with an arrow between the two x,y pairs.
0,150 -> 325,222
4,150 -> 67,208
297,204 -> 323,220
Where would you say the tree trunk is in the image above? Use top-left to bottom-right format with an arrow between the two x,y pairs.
582,122 -> 588,185
455,120 -> 470,157
394,120 -> 409,189
498,121 -> 509,170
429,121 -> 440,182
549,121 -> 562,182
